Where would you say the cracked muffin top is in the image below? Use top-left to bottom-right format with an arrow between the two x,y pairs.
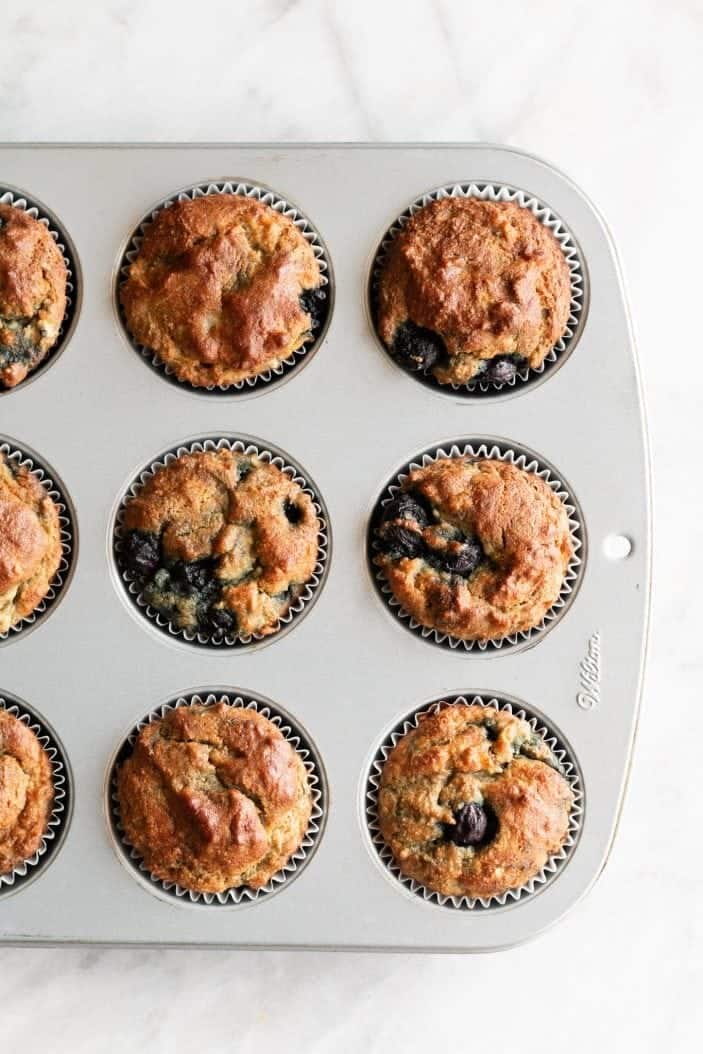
120,194 -> 325,387
0,204 -> 68,389
0,452 -> 62,635
375,197 -> 571,386
378,704 -> 574,900
0,708 -> 54,876
120,447 -> 320,640
117,703 -> 313,893
373,457 -> 573,641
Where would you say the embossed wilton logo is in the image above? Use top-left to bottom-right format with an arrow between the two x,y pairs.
577,632 -> 601,709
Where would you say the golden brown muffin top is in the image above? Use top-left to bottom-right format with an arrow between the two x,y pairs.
0,204 -> 68,389
117,703 -> 313,893
0,452 -> 62,635
0,708 -> 54,876
378,704 -> 574,900
376,198 -> 571,385
120,194 -> 322,388
374,457 -> 573,641
121,447 -> 320,639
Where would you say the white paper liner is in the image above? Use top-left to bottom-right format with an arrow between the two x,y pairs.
369,181 -> 586,396
113,436 -> 330,650
116,180 -> 332,395
0,187 -> 79,393
365,694 -> 583,911
0,694 -> 70,894
0,439 -> 77,645
368,439 -> 584,653
109,690 -> 326,907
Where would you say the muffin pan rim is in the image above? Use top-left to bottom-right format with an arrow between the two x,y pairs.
0,183 -> 82,398
104,687 -> 328,910
112,177 -> 335,400
360,691 -> 584,913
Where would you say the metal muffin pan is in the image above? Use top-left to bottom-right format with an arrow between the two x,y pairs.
0,144 -> 650,951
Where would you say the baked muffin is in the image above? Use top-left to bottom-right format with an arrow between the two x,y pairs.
0,204 -> 68,389
120,447 -> 320,639
117,703 -> 313,893
0,708 -> 54,876
0,452 -> 62,634
378,704 -> 574,899
373,457 -> 572,641
120,194 -> 325,387
375,197 -> 571,385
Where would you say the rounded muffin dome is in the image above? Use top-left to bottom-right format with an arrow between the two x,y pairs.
0,708 -> 54,876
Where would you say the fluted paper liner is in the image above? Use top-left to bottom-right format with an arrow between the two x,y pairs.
368,439 -> 584,653
0,694 -> 70,894
113,435 -> 330,650
116,180 -> 333,395
109,691 -> 326,907
0,187 -> 79,393
364,694 -> 583,910
0,439 -> 77,645
369,181 -> 585,396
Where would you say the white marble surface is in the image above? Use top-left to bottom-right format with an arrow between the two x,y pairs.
1,0 -> 702,1050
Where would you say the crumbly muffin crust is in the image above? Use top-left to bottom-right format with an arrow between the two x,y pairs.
0,452 -> 62,634
378,704 -> 574,899
117,703 -> 313,893
121,448 -> 320,639
120,194 -> 324,387
0,708 -> 54,876
376,197 -> 571,385
0,204 -> 68,389
373,457 -> 573,641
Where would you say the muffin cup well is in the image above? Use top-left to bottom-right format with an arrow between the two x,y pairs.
368,182 -> 586,399
0,438 -> 78,647
367,438 -> 584,654
107,689 -> 327,908
364,693 -> 583,911
112,435 -> 330,652
0,693 -> 72,897
0,186 -> 81,395
115,179 -> 333,397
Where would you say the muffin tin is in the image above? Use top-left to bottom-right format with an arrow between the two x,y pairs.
0,144 -> 650,951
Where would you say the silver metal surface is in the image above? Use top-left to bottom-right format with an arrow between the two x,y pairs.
0,144 -> 651,951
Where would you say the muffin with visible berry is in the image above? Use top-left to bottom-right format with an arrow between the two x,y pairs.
373,457 -> 572,641
0,204 -> 68,389
117,702 -> 313,893
119,447 -> 320,640
0,708 -> 54,876
378,704 -> 574,899
120,194 -> 326,387
0,451 -> 62,634
375,197 -> 571,386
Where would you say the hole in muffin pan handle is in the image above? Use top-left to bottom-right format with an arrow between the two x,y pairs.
602,534 -> 634,560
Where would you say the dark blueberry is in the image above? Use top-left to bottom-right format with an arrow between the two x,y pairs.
123,531 -> 160,578
380,493 -> 429,528
377,523 -> 424,559
169,558 -> 215,595
482,354 -> 525,385
444,802 -> 497,848
237,459 -> 253,482
440,537 -> 484,576
299,287 -> 327,331
204,606 -> 237,637
391,321 -> 446,373
284,500 -> 303,525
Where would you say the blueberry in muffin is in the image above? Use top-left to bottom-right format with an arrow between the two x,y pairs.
120,447 -> 320,639
373,457 -> 572,641
117,702 -> 313,893
378,704 -> 574,899
375,197 -> 571,385
0,451 -> 62,634
0,708 -> 54,876
120,194 -> 326,387
0,204 -> 68,389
